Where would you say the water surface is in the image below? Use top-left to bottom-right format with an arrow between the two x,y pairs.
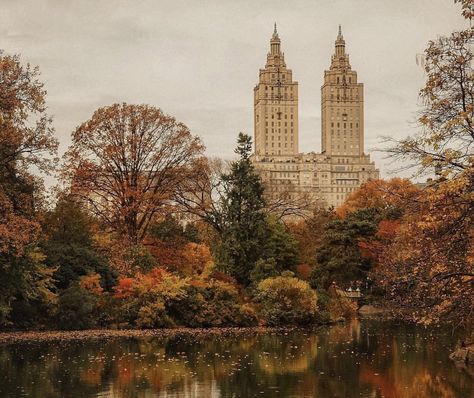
1,319 -> 473,398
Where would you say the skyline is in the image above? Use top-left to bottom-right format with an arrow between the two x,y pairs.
1,0 -> 469,180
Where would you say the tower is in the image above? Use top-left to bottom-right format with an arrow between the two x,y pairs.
321,26 -> 364,157
254,24 -> 299,156
252,25 -> 379,210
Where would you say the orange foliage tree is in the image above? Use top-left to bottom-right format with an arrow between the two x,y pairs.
0,50 -> 58,324
376,179 -> 474,327
0,50 -> 58,255
337,178 -> 419,218
335,178 -> 418,273
286,209 -> 335,282
63,103 -> 204,245
377,3 -> 474,328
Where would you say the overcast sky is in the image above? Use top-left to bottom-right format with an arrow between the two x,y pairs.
0,0 -> 469,180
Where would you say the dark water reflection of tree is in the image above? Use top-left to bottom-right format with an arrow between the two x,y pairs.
0,319 -> 473,398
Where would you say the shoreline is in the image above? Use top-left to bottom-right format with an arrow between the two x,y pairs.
0,326 -> 318,345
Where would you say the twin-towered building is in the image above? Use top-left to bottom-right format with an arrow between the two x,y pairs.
252,25 -> 379,208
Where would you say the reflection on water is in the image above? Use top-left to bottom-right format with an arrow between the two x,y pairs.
0,319 -> 473,398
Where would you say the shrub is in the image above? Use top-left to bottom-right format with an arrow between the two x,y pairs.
136,300 -> 174,328
113,268 -> 188,328
169,279 -> 258,327
250,258 -> 279,285
57,284 -> 98,330
256,276 -> 318,326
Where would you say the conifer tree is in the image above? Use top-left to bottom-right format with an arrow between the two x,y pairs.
217,133 -> 269,284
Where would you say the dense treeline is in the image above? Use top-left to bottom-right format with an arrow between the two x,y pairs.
0,0 -> 472,333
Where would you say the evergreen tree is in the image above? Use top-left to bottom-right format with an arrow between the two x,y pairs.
41,196 -> 117,291
217,133 -> 269,284
310,208 -> 378,289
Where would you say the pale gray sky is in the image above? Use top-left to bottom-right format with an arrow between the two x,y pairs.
0,0 -> 469,179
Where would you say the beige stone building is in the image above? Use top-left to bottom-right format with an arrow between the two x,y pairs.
252,25 -> 379,208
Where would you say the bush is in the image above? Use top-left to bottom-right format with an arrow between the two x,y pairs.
113,268 -> 188,328
136,300 -> 174,328
250,258 -> 279,285
169,279 -> 258,327
57,284 -> 98,330
256,276 -> 318,326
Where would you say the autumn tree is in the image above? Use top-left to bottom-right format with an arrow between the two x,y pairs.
63,103 -> 204,245
288,209 -> 335,267
174,156 -> 227,233
0,50 -> 57,252
378,1 -> 474,328
336,178 -> 419,218
375,187 -> 474,328
0,50 -> 58,326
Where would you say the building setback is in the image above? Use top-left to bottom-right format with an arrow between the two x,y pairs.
252,25 -> 379,208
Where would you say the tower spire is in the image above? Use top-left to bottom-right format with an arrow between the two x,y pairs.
335,24 -> 345,57
270,22 -> 281,55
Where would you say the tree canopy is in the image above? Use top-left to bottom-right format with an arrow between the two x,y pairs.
63,103 -> 204,244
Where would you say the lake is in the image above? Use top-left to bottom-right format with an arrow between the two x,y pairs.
0,319 -> 473,398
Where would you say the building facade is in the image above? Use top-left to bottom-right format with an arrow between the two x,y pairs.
252,25 -> 379,208
254,24 -> 298,156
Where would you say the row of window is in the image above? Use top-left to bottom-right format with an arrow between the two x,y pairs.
335,76 -> 353,84
256,113 -> 295,123
265,134 -> 294,141
265,85 -> 293,91
329,94 -> 359,101
265,129 -> 294,134
264,93 -> 294,99
331,122 -> 358,128
331,131 -> 357,137
265,121 -> 294,127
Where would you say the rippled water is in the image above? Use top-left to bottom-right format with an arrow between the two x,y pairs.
0,319 -> 473,398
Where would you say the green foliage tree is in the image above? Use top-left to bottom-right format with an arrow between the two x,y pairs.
42,196 -> 117,291
216,133 -> 270,284
177,134 -> 299,285
310,209 -> 378,289
149,214 -> 200,244
56,284 -> 98,330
